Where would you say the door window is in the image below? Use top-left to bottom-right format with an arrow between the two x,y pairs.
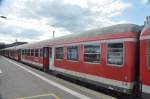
44,48 -> 48,57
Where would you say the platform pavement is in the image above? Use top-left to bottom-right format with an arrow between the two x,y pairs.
0,56 -> 116,99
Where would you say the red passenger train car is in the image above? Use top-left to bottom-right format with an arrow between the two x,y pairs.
2,24 -> 142,94
1,41 -> 50,70
1,16 -> 150,99
17,41 -> 50,70
52,24 -> 141,94
140,16 -> 150,99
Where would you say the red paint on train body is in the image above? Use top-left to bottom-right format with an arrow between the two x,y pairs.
54,42 -> 138,82
140,26 -> 150,99
21,55 -> 43,64
43,47 -> 50,70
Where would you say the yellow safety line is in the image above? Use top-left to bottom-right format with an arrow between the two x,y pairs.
16,93 -> 61,99
50,93 -> 61,99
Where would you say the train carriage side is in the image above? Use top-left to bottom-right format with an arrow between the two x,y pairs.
140,16 -> 150,99
21,48 -> 44,69
3,47 -> 18,60
20,42 -> 50,71
11,49 -> 20,60
52,24 -> 142,94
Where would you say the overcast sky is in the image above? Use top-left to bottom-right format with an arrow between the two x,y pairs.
0,0 -> 149,44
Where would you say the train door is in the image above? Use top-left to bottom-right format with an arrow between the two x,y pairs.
43,47 -> 49,71
49,47 -> 54,70
18,49 -> 21,61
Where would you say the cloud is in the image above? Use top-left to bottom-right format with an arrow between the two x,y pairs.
19,0 -> 131,31
36,0 -> 91,32
0,24 -> 41,43
141,0 -> 150,4
0,0 -> 3,6
0,0 -> 132,43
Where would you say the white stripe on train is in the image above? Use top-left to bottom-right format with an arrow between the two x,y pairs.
140,35 -> 150,40
21,58 -> 135,91
142,84 -> 150,94
21,59 -> 43,68
52,67 -> 134,90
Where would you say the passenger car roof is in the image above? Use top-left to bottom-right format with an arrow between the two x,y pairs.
6,24 -> 142,49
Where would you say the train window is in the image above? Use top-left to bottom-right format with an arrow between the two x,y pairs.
107,43 -> 124,66
31,49 -> 34,56
35,49 -> 39,57
56,47 -> 63,59
147,42 -> 150,67
26,49 -> 28,55
40,49 -> 43,57
28,49 -> 30,56
26,50 -> 27,55
67,46 -> 78,61
84,44 -> 100,63
25,49 -> 27,55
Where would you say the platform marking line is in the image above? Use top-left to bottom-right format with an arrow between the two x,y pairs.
17,93 -> 60,99
0,69 -> 2,74
4,58 -> 91,99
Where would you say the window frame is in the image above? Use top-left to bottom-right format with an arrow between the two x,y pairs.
83,43 -> 101,64
55,47 -> 64,60
67,46 -> 78,61
106,42 -> 124,67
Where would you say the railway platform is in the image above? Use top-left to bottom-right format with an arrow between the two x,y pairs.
0,56 -> 116,99
0,69 -> 2,74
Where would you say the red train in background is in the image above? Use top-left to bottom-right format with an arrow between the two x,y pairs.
1,16 -> 150,99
